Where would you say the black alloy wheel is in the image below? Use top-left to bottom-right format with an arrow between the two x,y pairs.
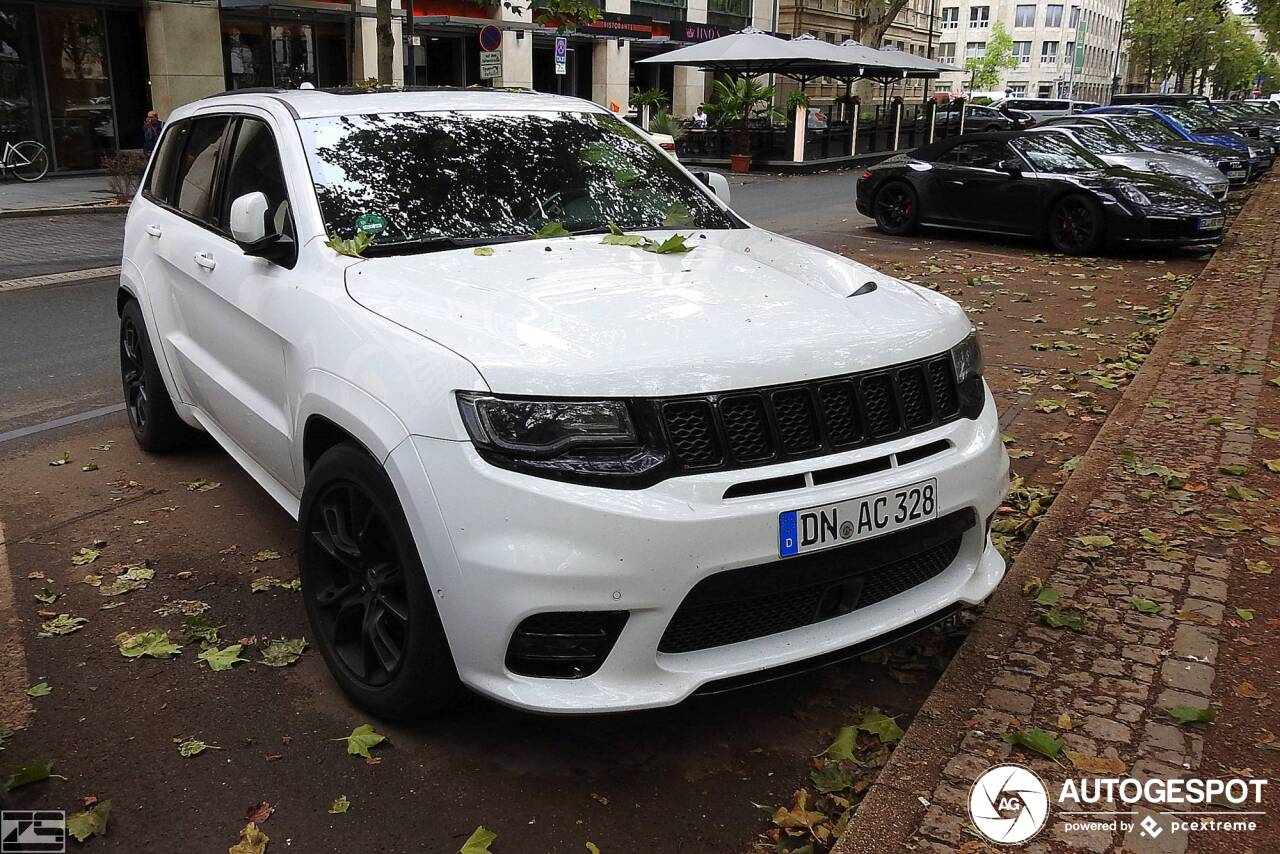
300,443 -> 463,719
1048,195 -> 1104,255
307,480 -> 410,687
873,181 -> 920,235
118,299 -> 197,452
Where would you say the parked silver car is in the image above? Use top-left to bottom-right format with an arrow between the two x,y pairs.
1028,123 -> 1228,199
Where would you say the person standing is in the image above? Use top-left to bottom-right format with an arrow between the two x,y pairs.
142,111 -> 163,156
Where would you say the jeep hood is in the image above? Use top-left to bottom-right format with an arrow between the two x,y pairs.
344,228 -> 970,397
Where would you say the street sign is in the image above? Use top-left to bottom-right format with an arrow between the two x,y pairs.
479,24 -> 503,53
555,36 -> 567,75
480,50 -> 502,79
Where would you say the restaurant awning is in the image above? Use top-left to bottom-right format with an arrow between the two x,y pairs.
636,29 -> 942,82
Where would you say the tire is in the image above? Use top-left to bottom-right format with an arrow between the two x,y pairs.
119,299 -> 198,452
8,141 -> 49,182
299,443 -> 465,720
872,181 -> 921,236
1047,194 -> 1105,255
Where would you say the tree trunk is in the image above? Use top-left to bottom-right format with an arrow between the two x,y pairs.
377,0 -> 395,85
859,0 -> 913,47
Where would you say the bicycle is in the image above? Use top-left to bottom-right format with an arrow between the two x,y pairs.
1,138 -> 50,182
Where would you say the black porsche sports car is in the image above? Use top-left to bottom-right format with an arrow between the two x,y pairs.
855,131 -> 1227,255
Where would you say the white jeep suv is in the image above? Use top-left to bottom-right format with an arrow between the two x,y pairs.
120,88 -> 1008,718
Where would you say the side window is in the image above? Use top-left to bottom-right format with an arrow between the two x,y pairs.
939,140 -> 1010,168
144,121 -> 189,205
173,116 -> 230,223
220,118 -> 293,239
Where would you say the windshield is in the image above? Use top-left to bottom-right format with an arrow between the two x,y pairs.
298,110 -> 736,249
1012,133 -> 1108,172
1105,114 -> 1182,144
1062,125 -> 1141,153
1162,105 -> 1221,133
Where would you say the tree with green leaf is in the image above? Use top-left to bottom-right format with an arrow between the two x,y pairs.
964,22 -> 1019,93
1207,15 -> 1265,94
707,77 -> 782,157
1124,0 -> 1180,90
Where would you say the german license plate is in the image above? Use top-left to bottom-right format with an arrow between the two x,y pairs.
779,479 -> 937,557
1198,215 -> 1224,230
1228,169 -> 1247,179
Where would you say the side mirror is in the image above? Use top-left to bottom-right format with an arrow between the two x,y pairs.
692,170 -> 732,206
230,191 -> 296,267
997,159 -> 1023,178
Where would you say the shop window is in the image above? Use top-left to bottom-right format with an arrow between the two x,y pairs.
0,5 -> 45,146
37,5 -> 115,171
224,18 -> 271,89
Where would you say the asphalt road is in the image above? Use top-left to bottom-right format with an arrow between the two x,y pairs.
0,172 -> 870,439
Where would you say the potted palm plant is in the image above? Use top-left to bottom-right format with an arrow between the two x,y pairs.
708,77 -> 780,173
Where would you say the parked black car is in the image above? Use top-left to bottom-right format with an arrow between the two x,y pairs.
855,131 -> 1227,255
1039,113 -> 1252,187
932,102 -> 1036,133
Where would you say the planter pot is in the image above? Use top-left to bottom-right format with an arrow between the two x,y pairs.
730,153 -> 752,173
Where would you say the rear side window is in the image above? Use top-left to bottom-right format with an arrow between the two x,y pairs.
144,122 -> 189,205
173,116 -> 230,223
220,118 -> 293,239
938,140 -> 1011,168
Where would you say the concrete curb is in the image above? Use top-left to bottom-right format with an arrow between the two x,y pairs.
832,183 -> 1256,853
0,204 -> 126,220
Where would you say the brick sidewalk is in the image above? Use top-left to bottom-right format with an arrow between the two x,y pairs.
837,176 -> 1280,854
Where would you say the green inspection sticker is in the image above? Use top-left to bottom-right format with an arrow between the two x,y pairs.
354,213 -> 387,236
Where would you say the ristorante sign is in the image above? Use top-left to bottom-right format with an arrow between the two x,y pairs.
577,13 -> 654,38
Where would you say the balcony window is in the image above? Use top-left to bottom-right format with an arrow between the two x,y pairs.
965,41 -> 985,58
1014,4 -> 1035,27
1045,4 -> 1063,27
969,6 -> 989,27
1040,40 -> 1058,63
936,42 -> 956,64
1013,41 -> 1031,64
940,7 -> 959,29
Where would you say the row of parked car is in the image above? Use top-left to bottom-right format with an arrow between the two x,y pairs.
857,93 -> 1277,254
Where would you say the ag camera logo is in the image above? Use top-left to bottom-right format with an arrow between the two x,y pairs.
969,764 -> 1050,844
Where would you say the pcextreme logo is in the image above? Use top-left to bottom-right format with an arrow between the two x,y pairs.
968,764 -> 1050,844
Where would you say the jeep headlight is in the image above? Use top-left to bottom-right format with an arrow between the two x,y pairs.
458,395 -> 636,457
950,329 -> 984,383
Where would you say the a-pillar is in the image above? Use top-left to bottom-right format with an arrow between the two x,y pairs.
145,0 -> 224,117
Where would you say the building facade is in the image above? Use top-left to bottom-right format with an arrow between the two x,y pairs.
0,0 -> 774,172
932,0 -> 1127,102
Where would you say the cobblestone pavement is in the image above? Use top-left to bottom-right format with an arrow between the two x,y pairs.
837,176 -> 1280,854
0,212 -> 124,279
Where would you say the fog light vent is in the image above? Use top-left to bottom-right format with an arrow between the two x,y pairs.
505,611 -> 629,679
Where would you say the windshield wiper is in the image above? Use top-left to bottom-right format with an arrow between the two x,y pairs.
362,233 -> 531,257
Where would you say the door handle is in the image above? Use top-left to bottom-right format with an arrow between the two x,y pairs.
193,252 -> 217,271
144,225 -> 162,238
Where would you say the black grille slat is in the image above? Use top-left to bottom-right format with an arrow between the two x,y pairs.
663,401 -> 722,467
657,352 -> 966,477
860,374 -> 901,437
720,395 -> 774,461
927,358 -> 959,417
818,381 -> 862,447
898,367 -> 932,429
658,510 -> 973,653
771,389 -> 821,453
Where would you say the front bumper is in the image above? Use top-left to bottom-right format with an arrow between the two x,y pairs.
385,384 -> 1010,713
1110,211 -> 1225,246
